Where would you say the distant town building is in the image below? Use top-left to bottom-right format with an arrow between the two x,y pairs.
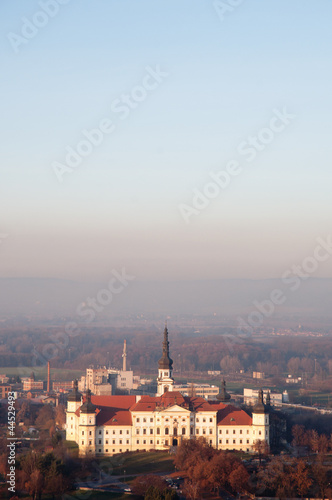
66,326 -> 270,457
282,390 -> 289,403
22,373 -> 44,392
78,368 -> 135,393
52,381 -> 74,392
253,371 -> 265,379
174,384 -> 219,400
0,384 -> 11,399
208,370 -> 221,376
243,388 -> 288,407
286,375 -> 302,384
27,390 -> 44,399
78,340 -> 136,395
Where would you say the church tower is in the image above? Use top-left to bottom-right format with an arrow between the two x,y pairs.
66,380 -> 82,442
78,389 -> 97,456
252,389 -> 270,446
157,323 -> 174,395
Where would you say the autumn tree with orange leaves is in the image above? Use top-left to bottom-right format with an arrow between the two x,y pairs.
174,437 -> 249,497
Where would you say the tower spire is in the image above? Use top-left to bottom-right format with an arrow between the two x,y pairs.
159,322 -> 172,368
47,361 -> 51,393
122,339 -> 127,371
157,323 -> 174,395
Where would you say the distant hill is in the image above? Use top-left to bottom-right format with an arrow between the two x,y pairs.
0,276 -> 331,321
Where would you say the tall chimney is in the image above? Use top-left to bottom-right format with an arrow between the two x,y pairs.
47,361 -> 50,393
122,339 -> 127,372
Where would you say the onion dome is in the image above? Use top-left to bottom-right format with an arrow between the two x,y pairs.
67,379 -> 82,402
80,389 -> 96,414
217,378 -> 231,402
253,389 -> 266,414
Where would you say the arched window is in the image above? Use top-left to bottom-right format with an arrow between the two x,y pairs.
157,428 -> 160,435
165,428 -> 169,435
173,427 -> 177,436
164,386 -> 169,393
182,428 -> 186,435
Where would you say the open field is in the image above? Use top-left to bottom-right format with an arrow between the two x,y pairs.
2,366 -> 84,381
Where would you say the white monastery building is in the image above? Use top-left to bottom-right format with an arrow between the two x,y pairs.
66,325 -> 269,456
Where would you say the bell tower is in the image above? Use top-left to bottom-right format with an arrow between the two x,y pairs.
157,322 -> 174,395
252,389 -> 270,447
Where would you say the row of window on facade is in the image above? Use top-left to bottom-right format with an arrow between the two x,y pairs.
81,439 -> 131,446
78,427 -> 264,437
81,436 -> 254,447
219,439 -> 250,445
135,417 -> 215,423
81,429 -> 131,436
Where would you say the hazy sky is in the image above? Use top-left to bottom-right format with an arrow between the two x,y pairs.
1,0 -> 332,281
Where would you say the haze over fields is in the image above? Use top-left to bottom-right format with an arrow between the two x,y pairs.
1,277 -> 331,321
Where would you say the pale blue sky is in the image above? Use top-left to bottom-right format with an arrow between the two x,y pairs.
1,0 -> 332,281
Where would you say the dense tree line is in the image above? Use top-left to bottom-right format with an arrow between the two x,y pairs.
292,424 -> 332,454
2,326 -> 332,383
173,434 -> 332,499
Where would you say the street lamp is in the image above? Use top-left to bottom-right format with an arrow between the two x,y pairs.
124,469 -> 126,484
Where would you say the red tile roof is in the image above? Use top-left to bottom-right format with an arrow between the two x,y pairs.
130,392 -> 221,412
160,391 -> 185,406
74,392 -> 251,427
217,405 -> 252,426
130,393 -> 187,412
90,395 -> 136,409
96,409 -> 132,426
76,395 -> 136,419
208,402 -> 227,411
186,396 -> 215,411
130,397 -> 158,412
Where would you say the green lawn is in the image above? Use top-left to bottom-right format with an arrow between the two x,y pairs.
64,440 -> 79,457
3,366 -> 84,381
93,451 -> 175,476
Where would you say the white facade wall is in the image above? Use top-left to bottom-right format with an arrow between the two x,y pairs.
217,425 -> 253,451
66,403 -> 270,457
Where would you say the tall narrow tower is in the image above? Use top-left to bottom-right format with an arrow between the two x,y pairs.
157,322 -> 174,395
122,339 -> 127,372
47,361 -> 51,393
